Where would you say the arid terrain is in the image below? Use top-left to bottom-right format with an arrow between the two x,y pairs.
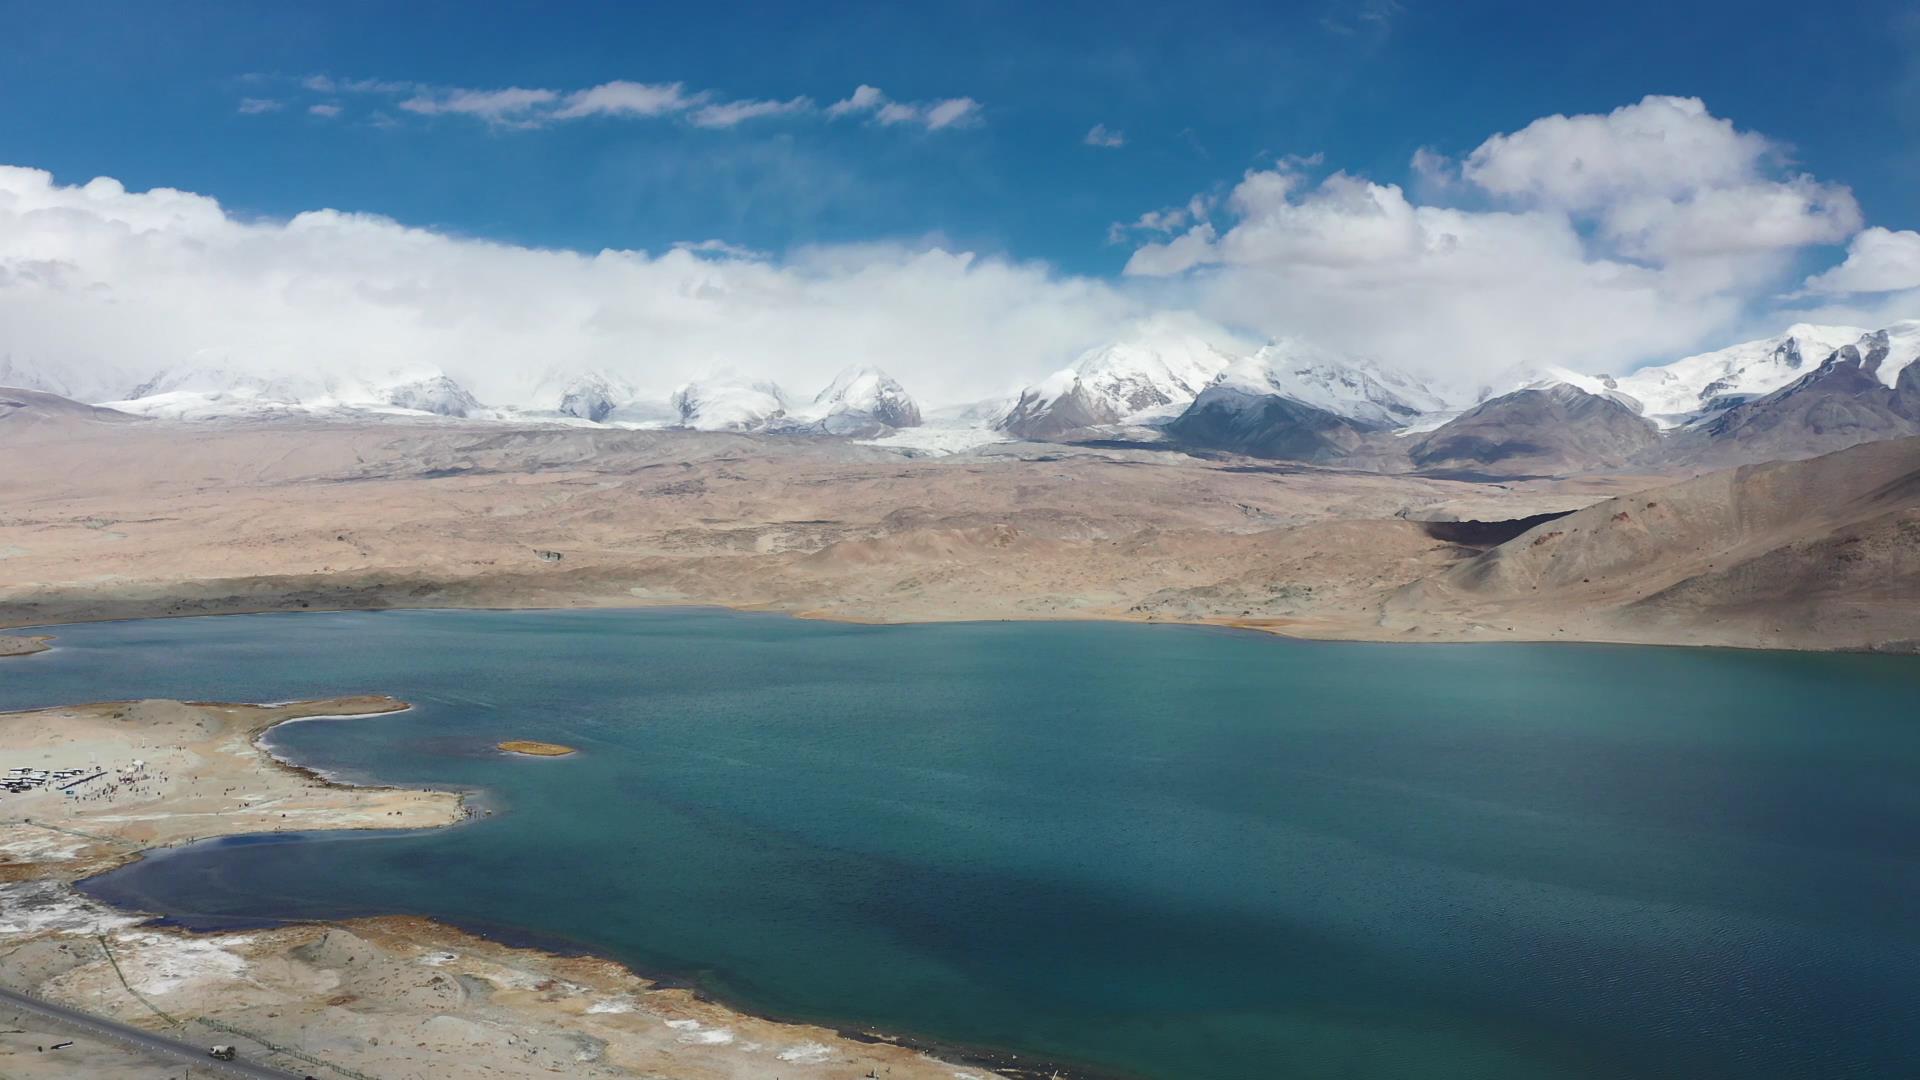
2,400 -> 1918,1078
1,401 -> 1915,650
0,696 -> 1013,1079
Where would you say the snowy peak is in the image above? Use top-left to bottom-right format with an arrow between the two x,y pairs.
381,373 -> 482,417
106,365 -> 486,420
1609,324 -> 1866,426
672,376 -> 788,431
998,331 -> 1237,438
554,372 -> 638,423
1218,338 -> 1448,426
794,366 -> 922,436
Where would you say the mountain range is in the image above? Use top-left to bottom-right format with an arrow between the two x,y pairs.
3,318 -> 1917,477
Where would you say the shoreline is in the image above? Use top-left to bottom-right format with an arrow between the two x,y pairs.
0,694 -> 1080,1080
0,633 -> 52,658
5,593 -> 1912,657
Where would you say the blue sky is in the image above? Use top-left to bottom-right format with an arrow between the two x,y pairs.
6,0 -> 1914,272
2,1 -> 1917,404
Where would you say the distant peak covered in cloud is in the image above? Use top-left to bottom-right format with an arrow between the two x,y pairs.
1118,95 -> 1899,380
248,75 -> 982,133
5,94 -> 1913,410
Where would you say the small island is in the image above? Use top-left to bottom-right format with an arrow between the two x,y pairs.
497,739 -> 577,757
0,634 -> 53,658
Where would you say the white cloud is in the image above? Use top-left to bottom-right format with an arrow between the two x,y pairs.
553,81 -> 704,120
689,96 -> 814,129
1084,124 -> 1126,148
280,76 -> 979,134
1802,227 -> 1920,295
237,98 -> 282,115
1600,178 -> 1859,260
827,86 -> 981,131
308,103 -> 342,119
1459,94 -> 1859,262
0,165 -> 1136,407
826,85 -> 886,118
400,86 -> 558,123
1117,97 -> 1894,389
1462,96 -> 1769,210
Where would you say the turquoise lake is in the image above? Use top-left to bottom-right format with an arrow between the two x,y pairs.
6,609 -> 1920,1078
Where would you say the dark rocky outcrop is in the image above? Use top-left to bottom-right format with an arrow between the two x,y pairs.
1410,383 -> 1661,476
1165,388 -> 1377,463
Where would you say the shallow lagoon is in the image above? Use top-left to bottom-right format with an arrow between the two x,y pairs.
8,609 -> 1920,1079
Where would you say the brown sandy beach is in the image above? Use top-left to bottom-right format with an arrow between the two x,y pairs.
0,634 -> 51,657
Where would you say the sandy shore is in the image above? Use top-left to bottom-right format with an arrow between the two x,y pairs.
0,697 -> 1016,1080
0,634 -> 51,657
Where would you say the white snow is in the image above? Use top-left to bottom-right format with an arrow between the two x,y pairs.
671,375 -> 788,431
102,364 -> 490,421
1869,320 -> 1920,387
1211,338 -> 1448,425
1607,323 -> 1866,426
1005,328 -> 1238,430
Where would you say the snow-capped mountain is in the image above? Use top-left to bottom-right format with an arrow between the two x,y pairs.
0,354 -> 137,404
1607,324 -> 1869,427
1214,339 -> 1448,426
771,366 -> 922,437
815,366 -> 921,430
553,372 -> 638,423
105,365 -> 486,420
998,331 -> 1237,438
379,374 -> 482,417
671,376 -> 788,431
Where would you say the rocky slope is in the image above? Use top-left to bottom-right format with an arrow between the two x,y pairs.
0,386 -> 143,437
1409,383 -> 1662,476
1385,435 -> 1920,650
1664,325 -> 1920,465
1165,387 -> 1378,462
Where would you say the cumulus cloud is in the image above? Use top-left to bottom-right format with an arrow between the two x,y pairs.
1084,124 -> 1126,148
308,103 -> 342,119
1802,227 -> 1920,295
1121,96 -> 1891,387
237,98 -> 282,115
0,165 -> 1134,407
1456,95 -> 1860,261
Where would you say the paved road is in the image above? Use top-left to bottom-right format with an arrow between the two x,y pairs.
0,985 -> 316,1079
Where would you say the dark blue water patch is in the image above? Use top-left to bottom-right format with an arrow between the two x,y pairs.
9,609 -> 1920,1080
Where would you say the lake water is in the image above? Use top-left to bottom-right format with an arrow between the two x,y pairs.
6,609 -> 1919,1079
